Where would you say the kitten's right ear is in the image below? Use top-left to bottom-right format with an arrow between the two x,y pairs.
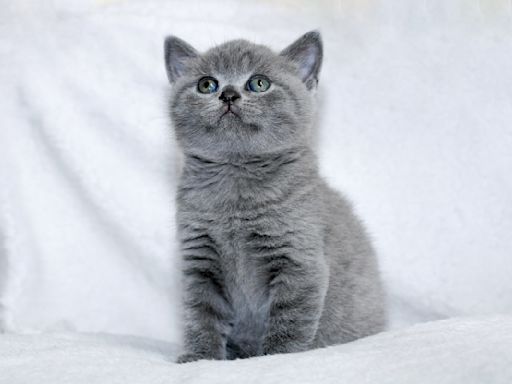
164,36 -> 199,84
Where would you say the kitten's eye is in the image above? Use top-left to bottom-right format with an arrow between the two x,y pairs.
197,77 -> 219,94
247,75 -> 271,93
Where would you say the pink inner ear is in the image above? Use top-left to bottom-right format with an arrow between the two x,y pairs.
297,45 -> 319,81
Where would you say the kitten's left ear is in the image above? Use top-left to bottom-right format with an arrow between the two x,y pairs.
164,36 -> 199,84
280,31 -> 323,90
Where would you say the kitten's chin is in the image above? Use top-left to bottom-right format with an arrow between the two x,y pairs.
219,111 -> 240,121
217,117 -> 261,134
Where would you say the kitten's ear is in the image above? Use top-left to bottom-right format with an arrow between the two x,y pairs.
280,31 -> 323,90
164,36 -> 199,83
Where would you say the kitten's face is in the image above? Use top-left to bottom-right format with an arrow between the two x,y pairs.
165,32 -> 322,158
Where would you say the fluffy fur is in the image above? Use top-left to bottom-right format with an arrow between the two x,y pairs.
164,31 -> 386,363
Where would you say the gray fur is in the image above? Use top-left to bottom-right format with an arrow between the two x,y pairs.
164,31 -> 386,363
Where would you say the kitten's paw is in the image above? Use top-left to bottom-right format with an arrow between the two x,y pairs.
176,353 -> 205,364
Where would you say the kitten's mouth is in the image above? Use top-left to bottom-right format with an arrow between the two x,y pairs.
220,105 -> 240,120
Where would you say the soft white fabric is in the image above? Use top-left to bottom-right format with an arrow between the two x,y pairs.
1,0 -> 511,347
1,316 -> 511,384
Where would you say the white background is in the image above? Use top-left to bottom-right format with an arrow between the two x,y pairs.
1,0 -> 511,343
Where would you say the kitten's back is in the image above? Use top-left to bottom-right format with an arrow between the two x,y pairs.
315,181 -> 386,346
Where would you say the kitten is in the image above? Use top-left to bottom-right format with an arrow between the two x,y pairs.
164,31 -> 386,363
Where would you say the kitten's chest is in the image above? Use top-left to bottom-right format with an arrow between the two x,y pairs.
213,217 -> 271,311
178,155 -> 308,307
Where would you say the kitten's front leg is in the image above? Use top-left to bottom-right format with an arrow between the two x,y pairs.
262,254 -> 326,355
177,233 -> 232,364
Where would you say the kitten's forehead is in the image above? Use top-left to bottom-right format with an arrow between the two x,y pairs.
198,40 -> 278,80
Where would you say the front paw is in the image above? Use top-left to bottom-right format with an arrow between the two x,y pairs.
263,334 -> 308,356
176,352 -> 206,364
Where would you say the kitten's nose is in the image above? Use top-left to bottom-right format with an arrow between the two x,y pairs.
219,88 -> 241,104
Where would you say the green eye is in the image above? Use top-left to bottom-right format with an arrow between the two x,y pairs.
247,75 -> 271,92
197,77 -> 219,94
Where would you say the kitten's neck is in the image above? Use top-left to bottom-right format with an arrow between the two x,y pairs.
182,146 -> 317,177
178,146 -> 319,210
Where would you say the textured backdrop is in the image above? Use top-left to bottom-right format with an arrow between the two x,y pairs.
1,0 -> 511,342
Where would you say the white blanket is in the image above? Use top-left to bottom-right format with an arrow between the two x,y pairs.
1,316 -> 511,384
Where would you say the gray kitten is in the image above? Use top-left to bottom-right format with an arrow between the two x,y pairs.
164,31 -> 386,363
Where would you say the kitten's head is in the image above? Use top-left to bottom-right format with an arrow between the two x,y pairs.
164,31 -> 322,158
